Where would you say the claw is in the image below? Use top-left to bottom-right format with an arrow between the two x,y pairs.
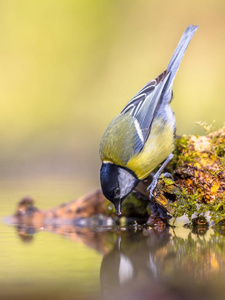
147,175 -> 159,200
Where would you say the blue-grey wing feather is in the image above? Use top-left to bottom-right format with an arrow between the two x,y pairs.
121,70 -> 171,154
120,25 -> 198,156
162,25 -> 198,100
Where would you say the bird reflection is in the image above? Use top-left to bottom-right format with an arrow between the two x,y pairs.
100,228 -> 171,297
100,227 -> 225,300
10,213 -> 225,299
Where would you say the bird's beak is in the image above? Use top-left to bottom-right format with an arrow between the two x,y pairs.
114,199 -> 121,215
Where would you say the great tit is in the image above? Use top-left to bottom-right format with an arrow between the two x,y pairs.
100,25 -> 198,215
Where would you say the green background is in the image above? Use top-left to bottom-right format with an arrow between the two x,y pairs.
0,0 -> 224,190
0,2 -> 225,298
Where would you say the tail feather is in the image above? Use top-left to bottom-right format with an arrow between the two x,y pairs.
165,25 -> 198,92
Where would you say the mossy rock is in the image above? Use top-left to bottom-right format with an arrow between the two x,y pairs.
152,127 -> 225,224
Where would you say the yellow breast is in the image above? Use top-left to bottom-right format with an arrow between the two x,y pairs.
126,116 -> 174,180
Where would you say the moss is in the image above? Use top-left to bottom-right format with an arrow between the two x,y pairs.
170,188 -> 225,225
171,188 -> 199,223
215,144 -> 225,158
214,140 -> 225,168
220,158 -> 225,167
171,135 -> 189,168
208,196 -> 225,224
161,176 -> 175,186
210,129 -> 225,159
172,135 -> 201,171
121,193 -> 149,219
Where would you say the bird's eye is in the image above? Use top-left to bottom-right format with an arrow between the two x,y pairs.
114,188 -> 120,197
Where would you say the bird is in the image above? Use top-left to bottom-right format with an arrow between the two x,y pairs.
99,25 -> 198,215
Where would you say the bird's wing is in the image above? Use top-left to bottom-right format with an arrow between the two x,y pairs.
121,70 -> 171,154
120,25 -> 198,155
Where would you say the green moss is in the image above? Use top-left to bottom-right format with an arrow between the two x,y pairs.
172,135 -> 201,171
220,157 -> 225,167
183,151 -> 199,163
121,193 -> 149,218
208,169 -> 218,177
215,143 -> 225,158
176,135 -> 189,150
163,128 -> 225,225
171,187 -> 225,225
171,188 -> 199,223
210,128 -> 225,161
208,196 -> 225,224
172,135 -> 189,168
161,176 -> 175,186
210,131 -> 225,168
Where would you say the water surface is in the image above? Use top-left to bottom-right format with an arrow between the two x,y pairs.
1,179 -> 225,300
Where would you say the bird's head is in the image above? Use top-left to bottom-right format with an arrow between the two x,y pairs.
100,162 -> 139,215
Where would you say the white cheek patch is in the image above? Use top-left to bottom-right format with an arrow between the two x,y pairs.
118,168 -> 136,199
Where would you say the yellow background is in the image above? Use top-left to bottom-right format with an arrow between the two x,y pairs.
0,0 -> 224,188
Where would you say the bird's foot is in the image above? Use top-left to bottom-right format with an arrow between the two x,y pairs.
147,174 -> 158,200
147,172 -> 173,200
147,154 -> 174,200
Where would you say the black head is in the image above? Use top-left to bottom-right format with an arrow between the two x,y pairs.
100,162 -> 138,215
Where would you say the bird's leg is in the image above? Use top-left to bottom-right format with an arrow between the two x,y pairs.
147,153 -> 174,199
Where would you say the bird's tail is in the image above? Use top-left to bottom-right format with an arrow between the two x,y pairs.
165,25 -> 198,92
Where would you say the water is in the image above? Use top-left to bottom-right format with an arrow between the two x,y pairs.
1,179 -> 225,300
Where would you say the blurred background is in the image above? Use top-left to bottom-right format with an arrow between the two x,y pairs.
0,0 -> 224,193
1,4 -> 225,299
